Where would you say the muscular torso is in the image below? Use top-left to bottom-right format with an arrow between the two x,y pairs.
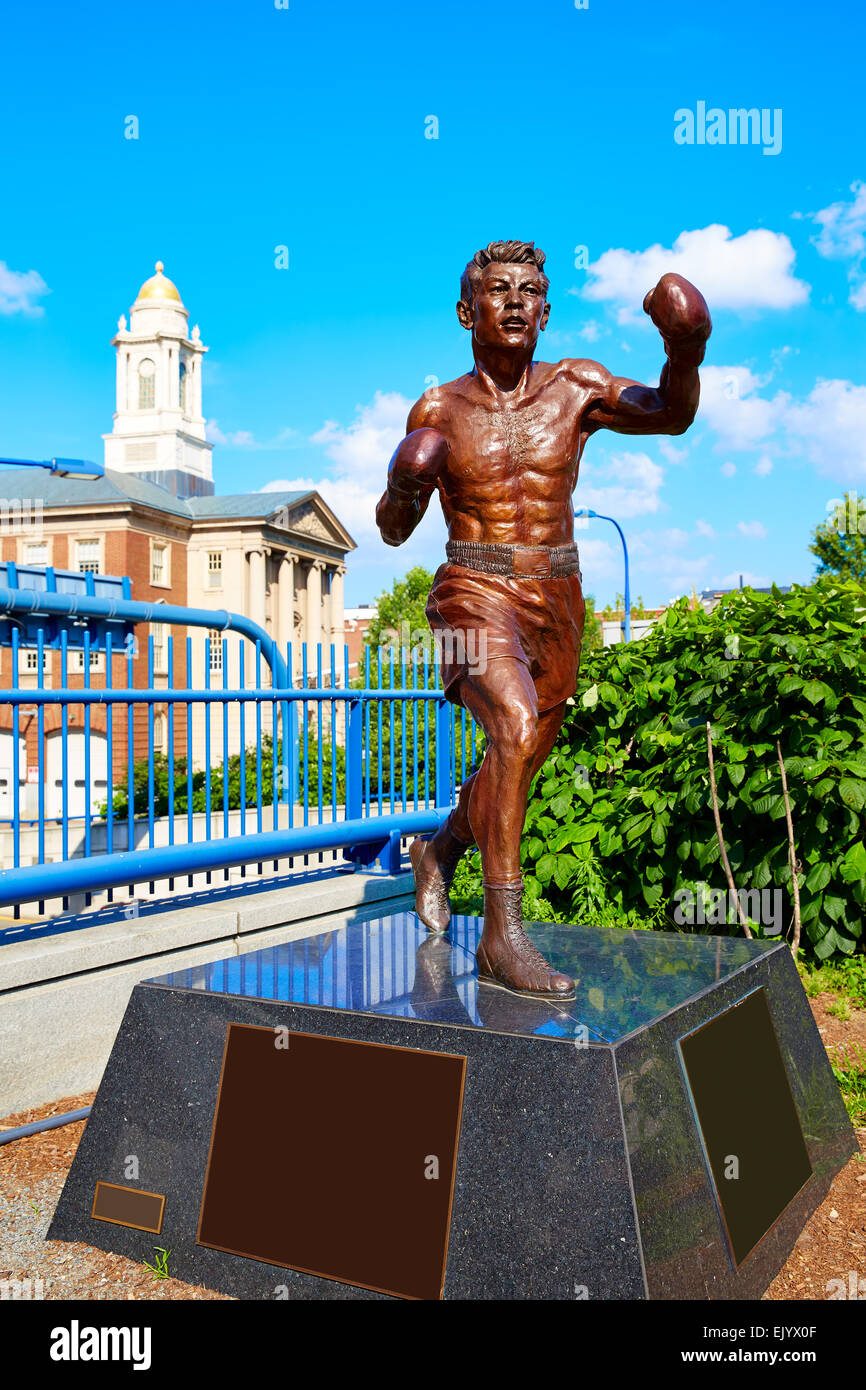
420,361 -> 595,547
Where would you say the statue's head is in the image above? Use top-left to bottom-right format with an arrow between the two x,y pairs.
457,241 -> 550,351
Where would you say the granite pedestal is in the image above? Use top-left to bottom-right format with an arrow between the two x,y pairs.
49,912 -> 856,1300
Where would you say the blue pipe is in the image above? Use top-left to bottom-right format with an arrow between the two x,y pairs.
574,508 -> 632,642
0,583 -> 292,798
0,687 -> 443,705
0,808 -> 447,908
0,586 -> 288,688
0,1107 -> 92,1147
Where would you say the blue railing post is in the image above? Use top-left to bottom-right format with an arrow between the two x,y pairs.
434,694 -> 453,810
345,696 -> 363,824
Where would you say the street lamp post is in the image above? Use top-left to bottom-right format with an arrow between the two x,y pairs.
574,508 -> 632,643
0,457 -> 105,480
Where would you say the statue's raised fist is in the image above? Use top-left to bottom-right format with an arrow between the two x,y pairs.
386,427 -> 450,500
643,273 -> 711,364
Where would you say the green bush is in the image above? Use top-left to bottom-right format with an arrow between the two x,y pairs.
452,579 -> 866,961
103,733 -> 345,818
537,579 -> 866,960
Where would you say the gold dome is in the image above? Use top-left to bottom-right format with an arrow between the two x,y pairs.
136,261 -> 183,304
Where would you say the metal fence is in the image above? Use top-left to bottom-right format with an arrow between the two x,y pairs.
0,629 -> 480,919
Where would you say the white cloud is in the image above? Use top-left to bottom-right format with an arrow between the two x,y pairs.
658,439 -> 687,465
573,537 -> 618,587
261,392 -> 430,557
578,320 -> 602,342
583,225 -> 809,312
577,451 -> 665,518
852,281 -> 866,311
0,261 -> 50,316
811,182 -> 866,310
784,378 -> 866,483
698,364 -> 866,484
737,520 -> 768,540
310,391 -> 410,484
206,420 -> 257,447
696,519 -> 715,538
812,181 -> 866,260
699,365 -> 790,449
206,421 -> 296,449
630,529 -> 713,594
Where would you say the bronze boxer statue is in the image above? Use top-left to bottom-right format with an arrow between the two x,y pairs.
376,241 -> 710,999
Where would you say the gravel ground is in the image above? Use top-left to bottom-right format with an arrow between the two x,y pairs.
1,995 -> 863,1302
0,1099 -> 230,1301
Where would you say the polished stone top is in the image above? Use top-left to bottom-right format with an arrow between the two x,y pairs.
147,912 -> 778,1044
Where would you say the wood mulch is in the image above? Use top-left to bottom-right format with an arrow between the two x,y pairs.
1,995 -> 863,1301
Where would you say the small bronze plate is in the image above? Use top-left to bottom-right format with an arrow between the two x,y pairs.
92,1181 -> 165,1234
197,1023 -> 467,1300
679,987 -> 812,1267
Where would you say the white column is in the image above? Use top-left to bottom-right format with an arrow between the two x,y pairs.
278,552 -> 296,657
306,561 -> 323,667
330,565 -> 346,686
321,568 -> 332,672
116,347 -> 125,413
248,549 -> 267,632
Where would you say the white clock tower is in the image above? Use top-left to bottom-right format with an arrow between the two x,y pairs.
103,261 -> 214,497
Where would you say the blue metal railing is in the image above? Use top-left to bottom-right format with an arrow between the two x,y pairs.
0,603 -> 476,914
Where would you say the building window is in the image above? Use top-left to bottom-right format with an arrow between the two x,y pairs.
207,551 -> 223,589
151,622 -> 167,675
24,648 -> 50,673
179,360 -> 187,413
208,630 -> 223,673
23,542 -> 48,567
76,540 -> 100,574
153,711 -> 168,755
72,649 -> 101,672
138,358 -> 156,409
151,542 -> 169,587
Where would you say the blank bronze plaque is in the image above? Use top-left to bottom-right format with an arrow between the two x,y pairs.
197,1024 -> 467,1299
92,1181 -> 165,1233
679,987 -> 812,1267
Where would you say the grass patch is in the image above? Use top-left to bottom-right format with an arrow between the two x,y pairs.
831,1047 -> 866,1128
798,955 -> 866,1009
142,1247 -> 171,1280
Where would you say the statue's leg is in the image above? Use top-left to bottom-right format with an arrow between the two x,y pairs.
412,695 -> 566,934
457,661 -> 575,998
410,812 -> 474,934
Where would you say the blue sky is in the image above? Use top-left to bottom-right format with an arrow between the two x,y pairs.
1,0 -> 864,608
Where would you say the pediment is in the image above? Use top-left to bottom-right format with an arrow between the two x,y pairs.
271,493 -> 356,551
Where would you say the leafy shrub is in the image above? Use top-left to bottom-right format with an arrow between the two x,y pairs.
531,579 -> 866,960
450,580 -> 866,961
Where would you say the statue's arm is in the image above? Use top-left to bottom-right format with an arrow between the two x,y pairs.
375,398 -> 450,547
576,274 -> 712,438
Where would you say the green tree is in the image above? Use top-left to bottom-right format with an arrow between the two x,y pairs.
365,566 -> 435,652
809,492 -> 866,581
601,593 -> 653,620
582,593 -> 603,653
